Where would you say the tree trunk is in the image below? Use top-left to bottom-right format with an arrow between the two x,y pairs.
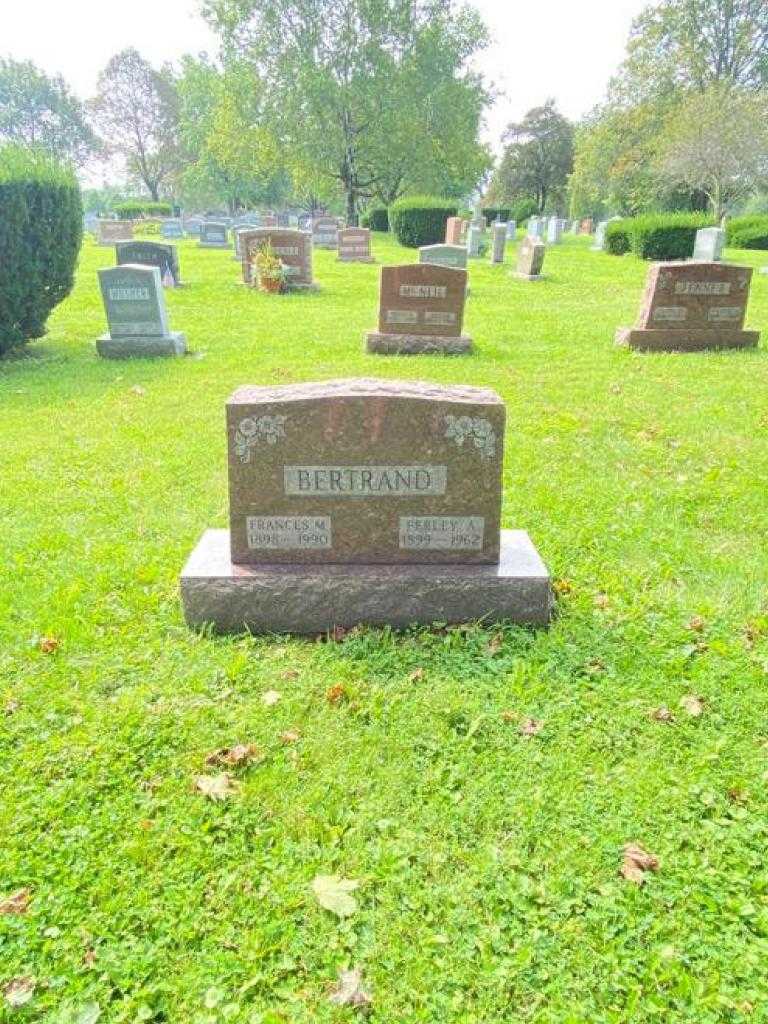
346,184 -> 358,226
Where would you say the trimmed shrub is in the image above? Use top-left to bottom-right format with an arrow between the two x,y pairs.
361,206 -> 389,232
510,199 -> 538,223
389,196 -> 458,248
606,219 -> 632,255
0,145 -> 82,355
114,200 -> 173,219
482,207 -> 512,224
726,215 -> 768,250
605,213 -> 714,261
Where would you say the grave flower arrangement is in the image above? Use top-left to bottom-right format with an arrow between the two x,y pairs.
252,242 -> 287,293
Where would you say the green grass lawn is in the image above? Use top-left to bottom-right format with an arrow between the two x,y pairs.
2,231 -> 768,1023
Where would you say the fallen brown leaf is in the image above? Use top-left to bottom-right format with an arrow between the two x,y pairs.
3,977 -> 35,1008
83,948 -> 97,968
686,615 -> 706,633
620,842 -> 660,885
326,683 -> 346,704
487,633 -> 503,655
38,636 -> 59,654
193,774 -> 238,801
280,728 -> 301,744
0,888 -> 31,915
408,667 -> 425,682
205,743 -> 261,768
650,706 -> 675,723
281,669 -> 300,681
594,593 -> 609,609
501,710 -> 517,722
584,658 -> 606,676
727,787 -> 748,804
328,966 -> 372,1009
680,694 -> 705,717
519,718 -> 543,737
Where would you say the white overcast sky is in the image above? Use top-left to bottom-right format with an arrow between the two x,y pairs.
3,0 -> 649,149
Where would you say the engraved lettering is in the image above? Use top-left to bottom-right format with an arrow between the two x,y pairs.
246,515 -> 331,550
284,465 -> 447,496
398,516 -> 485,551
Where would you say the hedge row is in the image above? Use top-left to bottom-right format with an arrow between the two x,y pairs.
114,200 -> 173,219
726,215 -> 768,250
0,145 -> 82,355
389,196 -> 458,248
482,207 -> 512,224
360,206 -> 389,232
605,213 -> 715,261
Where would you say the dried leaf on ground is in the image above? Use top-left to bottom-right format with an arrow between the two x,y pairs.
650,706 -> 675,723
281,669 -> 300,681
326,683 -> 346,704
261,690 -> 281,706
280,728 -> 300,744
686,615 -> 706,632
205,744 -> 261,768
39,636 -> 59,654
328,967 -> 372,1009
594,593 -> 609,609
519,718 -> 543,737
553,578 -> 573,595
680,694 -> 705,717
487,633 -> 503,655
193,774 -> 238,801
3,977 -> 35,1008
312,875 -> 359,918
408,667 -> 425,682
0,888 -> 31,914
620,842 -> 660,884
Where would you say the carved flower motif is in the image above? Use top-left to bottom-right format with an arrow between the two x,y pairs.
444,415 -> 496,459
235,415 -> 287,462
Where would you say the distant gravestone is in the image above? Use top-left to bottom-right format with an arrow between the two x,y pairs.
96,220 -> 133,246
693,227 -> 725,262
491,222 -> 507,264
96,265 -> 186,358
467,224 -> 483,258
616,261 -> 759,351
261,214 -> 278,228
180,378 -> 552,633
183,216 -> 203,237
515,237 -> 546,281
297,214 -> 312,231
365,263 -> 471,354
83,213 -> 99,234
337,227 -> 375,262
580,218 -> 594,234
419,244 -> 468,270
277,212 -> 290,227
116,240 -> 181,287
199,222 -> 229,248
506,220 -> 517,240
161,219 -> 184,239
240,228 -> 316,290
546,217 -> 562,245
527,217 -> 543,239
445,217 -> 463,245
312,216 -> 340,249
570,220 -> 580,234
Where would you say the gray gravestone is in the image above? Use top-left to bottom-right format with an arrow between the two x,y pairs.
180,378 -> 552,633
419,244 -> 468,270
116,240 -> 181,287
506,220 -> 517,240
491,223 -> 507,264
467,224 -> 484,258
184,216 -> 203,237
515,237 -> 546,281
546,217 -> 562,244
693,227 -> 725,262
199,222 -> 229,248
96,265 -> 186,358
527,217 -> 543,239
161,219 -> 184,239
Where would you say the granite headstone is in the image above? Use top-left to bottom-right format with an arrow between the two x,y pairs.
365,264 -> 471,354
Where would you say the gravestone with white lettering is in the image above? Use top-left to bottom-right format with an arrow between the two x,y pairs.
338,227 -> 375,262
365,264 -> 471,354
491,222 -> 507,264
515,237 -> 546,281
419,244 -> 468,270
116,240 -> 181,287
96,220 -> 133,246
180,378 -> 552,632
240,228 -> 316,290
161,219 -> 184,239
616,261 -> 759,351
312,216 -> 340,249
693,227 -> 725,262
96,265 -> 186,358
199,222 -> 229,248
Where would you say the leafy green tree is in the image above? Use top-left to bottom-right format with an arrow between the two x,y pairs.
488,100 -> 573,214
0,59 -> 96,166
91,49 -> 184,201
202,0 -> 490,223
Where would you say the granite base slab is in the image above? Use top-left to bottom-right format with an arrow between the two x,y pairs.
96,332 -> 187,358
180,528 -> 552,634
365,332 -> 473,355
513,273 -> 546,282
615,326 -> 759,352
198,242 -> 229,249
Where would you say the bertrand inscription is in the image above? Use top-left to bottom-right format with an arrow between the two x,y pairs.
283,465 -> 447,496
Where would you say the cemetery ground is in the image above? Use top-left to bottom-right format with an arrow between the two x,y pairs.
2,232 -> 768,1024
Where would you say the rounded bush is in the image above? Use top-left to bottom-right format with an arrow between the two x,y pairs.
361,206 -> 389,232
389,196 -> 458,248
605,213 -> 715,261
726,216 -> 768,250
606,219 -> 632,255
482,207 -> 512,224
0,145 -> 82,355
114,200 -> 173,219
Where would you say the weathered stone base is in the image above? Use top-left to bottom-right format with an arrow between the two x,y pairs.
365,332 -> 473,355
615,326 -> 760,352
180,528 -> 552,634
96,332 -> 187,359
198,242 -> 229,249
513,273 -> 545,281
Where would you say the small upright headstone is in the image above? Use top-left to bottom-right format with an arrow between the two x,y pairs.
180,378 -> 552,633
116,240 -> 182,287
580,218 -> 594,235
161,219 -> 184,239
591,221 -> 609,251
693,227 -> 725,262
365,263 -> 471,354
312,216 -> 340,249
615,261 -> 759,351
546,217 -> 562,245
240,228 -> 316,290
96,220 -> 133,246
96,265 -> 186,358
445,217 -> 463,245
277,212 -> 290,227
515,237 -> 546,281
83,213 -> 99,234
419,244 -> 468,270
506,220 -> 517,241
570,220 -> 580,234
199,222 -> 229,248
467,224 -> 484,258
337,227 -> 375,263
527,217 -> 543,240
183,216 -> 203,237
491,222 -> 507,264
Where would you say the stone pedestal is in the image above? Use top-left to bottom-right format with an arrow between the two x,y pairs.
365,332 -> 472,355
96,332 -> 187,358
181,528 -> 552,634
615,327 -> 759,352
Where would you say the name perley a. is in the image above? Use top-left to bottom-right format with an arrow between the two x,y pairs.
283,465 -> 448,497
